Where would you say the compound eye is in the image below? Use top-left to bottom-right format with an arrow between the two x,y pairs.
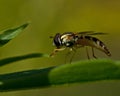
53,33 -> 61,48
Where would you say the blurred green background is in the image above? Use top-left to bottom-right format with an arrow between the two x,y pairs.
0,0 -> 120,96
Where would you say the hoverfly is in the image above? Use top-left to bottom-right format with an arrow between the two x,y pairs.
50,31 -> 111,60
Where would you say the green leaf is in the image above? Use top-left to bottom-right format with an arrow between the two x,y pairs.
0,59 -> 120,91
0,23 -> 29,46
0,53 -> 49,67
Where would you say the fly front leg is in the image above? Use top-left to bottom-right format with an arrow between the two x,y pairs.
91,47 -> 97,59
50,48 -> 65,57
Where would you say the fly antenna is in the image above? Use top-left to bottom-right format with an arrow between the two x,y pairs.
50,36 -> 54,38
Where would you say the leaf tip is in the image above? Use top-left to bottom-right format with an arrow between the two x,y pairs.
20,22 -> 29,29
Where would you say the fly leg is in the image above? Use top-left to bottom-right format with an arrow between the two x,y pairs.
65,50 -> 71,64
69,48 -> 76,64
91,47 -> 97,59
86,47 -> 90,59
50,48 -> 65,57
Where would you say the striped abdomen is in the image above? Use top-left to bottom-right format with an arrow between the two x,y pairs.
76,35 -> 111,56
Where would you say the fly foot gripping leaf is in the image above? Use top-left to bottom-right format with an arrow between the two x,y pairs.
0,23 -> 29,46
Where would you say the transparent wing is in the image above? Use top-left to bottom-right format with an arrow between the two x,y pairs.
77,31 -> 107,35
78,31 -> 94,34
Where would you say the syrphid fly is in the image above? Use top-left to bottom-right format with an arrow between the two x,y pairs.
50,31 -> 111,60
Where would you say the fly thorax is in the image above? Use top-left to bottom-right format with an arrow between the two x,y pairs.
61,34 -> 75,47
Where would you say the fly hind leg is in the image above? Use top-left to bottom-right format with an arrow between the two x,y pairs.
86,47 -> 90,59
91,47 -> 97,59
